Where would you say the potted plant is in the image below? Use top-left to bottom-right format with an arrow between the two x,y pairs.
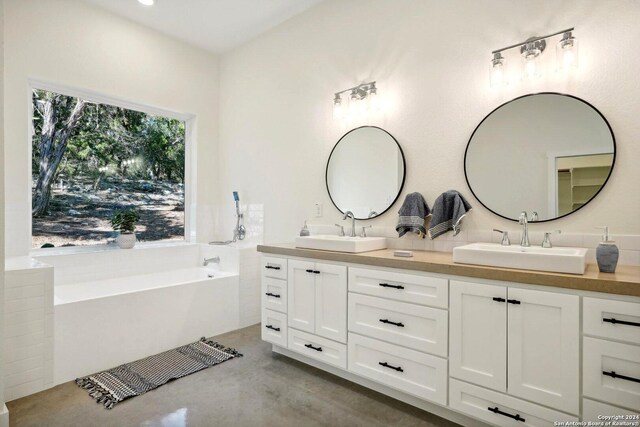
111,209 -> 140,249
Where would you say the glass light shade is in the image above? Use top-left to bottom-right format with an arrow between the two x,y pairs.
522,51 -> 541,80
349,93 -> 363,117
333,101 -> 343,119
367,88 -> 380,111
490,54 -> 507,87
557,35 -> 578,71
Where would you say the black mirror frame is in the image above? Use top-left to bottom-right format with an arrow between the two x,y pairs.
464,92 -> 616,223
326,125 -> 407,220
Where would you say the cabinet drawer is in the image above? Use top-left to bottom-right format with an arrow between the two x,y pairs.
349,267 -> 448,308
582,398 -> 639,422
262,256 -> 287,280
449,379 -> 578,427
583,337 -> 640,411
288,328 -> 347,369
584,297 -> 640,345
348,333 -> 447,405
262,309 -> 287,347
262,277 -> 287,313
348,293 -> 447,357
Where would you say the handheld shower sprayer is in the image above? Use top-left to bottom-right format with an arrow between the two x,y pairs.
232,191 -> 246,242
208,191 -> 246,245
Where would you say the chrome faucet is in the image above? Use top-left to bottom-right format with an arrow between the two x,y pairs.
203,256 -> 220,266
334,224 -> 345,237
519,211 -> 530,247
343,211 -> 356,237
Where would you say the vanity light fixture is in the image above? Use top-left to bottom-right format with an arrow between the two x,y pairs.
490,27 -> 577,85
138,0 -> 154,6
332,81 -> 378,120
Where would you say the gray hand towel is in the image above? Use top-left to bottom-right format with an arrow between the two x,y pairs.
428,190 -> 472,240
396,192 -> 431,238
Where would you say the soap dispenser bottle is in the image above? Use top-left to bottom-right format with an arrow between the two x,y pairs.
595,226 -> 619,273
300,220 -> 310,237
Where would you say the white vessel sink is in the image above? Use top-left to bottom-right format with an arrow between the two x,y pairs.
295,235 -> 387,253
453,243 -> 588,275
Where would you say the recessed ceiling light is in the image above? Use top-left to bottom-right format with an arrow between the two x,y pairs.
138,0 -> 154,6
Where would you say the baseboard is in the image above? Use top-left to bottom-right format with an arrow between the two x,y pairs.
0,403 -> 9,427
272,345 -> 490,427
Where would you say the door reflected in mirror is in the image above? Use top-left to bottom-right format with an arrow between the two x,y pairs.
326,126 -> 405,220
465,93 -> 615,222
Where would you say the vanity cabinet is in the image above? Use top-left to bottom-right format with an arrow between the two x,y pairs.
449,280 -> 579,415
287,259 -> 347,343
260,251 -> 640,426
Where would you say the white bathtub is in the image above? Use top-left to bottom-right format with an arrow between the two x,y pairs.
34,243 -> 241,385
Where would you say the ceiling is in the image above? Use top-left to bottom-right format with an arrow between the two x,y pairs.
82,0 -> 322,54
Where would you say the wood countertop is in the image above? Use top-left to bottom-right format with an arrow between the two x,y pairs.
257,244 -> 640,298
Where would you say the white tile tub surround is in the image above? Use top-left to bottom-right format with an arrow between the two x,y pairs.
3,259 -> 53,402
307,224 -> 640,266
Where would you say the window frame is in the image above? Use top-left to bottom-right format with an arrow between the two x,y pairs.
27,78 -> 196,253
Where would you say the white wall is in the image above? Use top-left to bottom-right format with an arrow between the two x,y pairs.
3,0 -> 220,257
217,0 -> 640,244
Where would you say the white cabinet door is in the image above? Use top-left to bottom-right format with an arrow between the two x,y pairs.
315,262 -> 347,343
450,280 -> 507,392
287,259 -> 316,333
507,287 -> 579,415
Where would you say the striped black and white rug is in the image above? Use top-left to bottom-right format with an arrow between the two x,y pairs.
76,337 -> 242,409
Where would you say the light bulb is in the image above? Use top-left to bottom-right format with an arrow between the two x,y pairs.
525,56 -> 537,79
138,0 -> 154,5
333,94 -> 343,119
367,84 -> 380,111
490,53 -> 507,87
556,32 -> 578,71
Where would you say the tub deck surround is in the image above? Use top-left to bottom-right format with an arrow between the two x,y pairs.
257,244 -> 640,297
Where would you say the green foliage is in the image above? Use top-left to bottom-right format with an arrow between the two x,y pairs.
111,209 -> 140,234
32,89 -> 185,184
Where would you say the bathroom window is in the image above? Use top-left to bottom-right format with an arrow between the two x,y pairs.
31,88 -> 186,249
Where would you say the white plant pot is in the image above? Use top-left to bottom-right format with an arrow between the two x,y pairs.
116,233 -> 137,249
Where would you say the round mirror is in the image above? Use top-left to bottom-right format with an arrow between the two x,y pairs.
326,126 -> 406,220
465,93 -> 615,222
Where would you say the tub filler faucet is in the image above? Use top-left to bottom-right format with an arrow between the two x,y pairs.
203,256 -> 220,266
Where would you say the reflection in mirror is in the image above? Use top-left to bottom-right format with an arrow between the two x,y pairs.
326,126 -> 405,220
465,93 -> 615,221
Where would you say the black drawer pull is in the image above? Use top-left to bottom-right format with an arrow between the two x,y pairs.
306,269 -> 314,273
379,318 -> 405,327
603,317 -> 640,328
492,297 -> 506,302
304,344 -> 322,352
265,292 -> 281,298
379,283 -> 404,290
379,362 -> 403,372
265,325 -> 280,332
603,370 -> 640,384
507,299 -> 521,305
488,407 -> 525,422
313,270 -> 321,274
265,265 -> 281,270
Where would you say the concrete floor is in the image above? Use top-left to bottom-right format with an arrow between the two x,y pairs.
7,325 -> 460,427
